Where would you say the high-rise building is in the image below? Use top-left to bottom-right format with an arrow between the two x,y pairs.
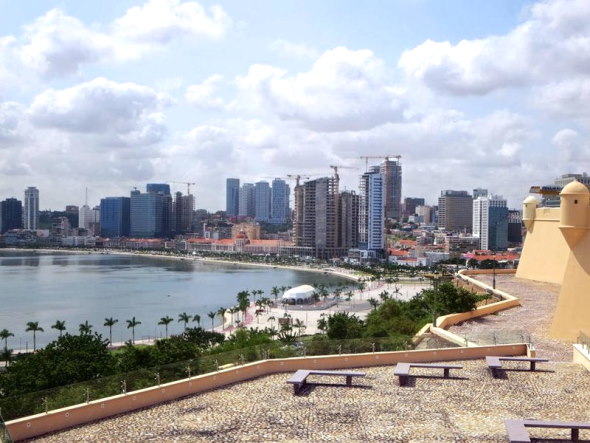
254,181 -> 271,222
130,185 -> 173,238
403,197 -> 425,219
238,183 -> 256,218
1,198 -> 23,233
146,183 -> 171,195
65,205 -> 79,228
294,177 -> 339,252
226,178 -> 240,217
100,197 -> 130,237
473,188 -> 488,199
24,187 -> 39,230
270,178 -> 290,224
473,195 -> 508,250
508,209 -> 523,244
79,204 -> 93,231
437,190 -> 472,232
416,205 -> 433,224
380,159 -> 402,220
339,191 -> 359,249
359,167 -> 385,251
554,173 -> 590,189
174,192 -> 195,234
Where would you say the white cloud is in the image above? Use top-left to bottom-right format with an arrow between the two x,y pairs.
0,0 -> 232,78
551,128 -> 590,163
234,47 -> 407,132
534,78 -> 590,118
269,39 -> 319,60
185,74 -> 225,109
399,0 -> 590,95
28,78 -> 171,146
0,102 -> 28,146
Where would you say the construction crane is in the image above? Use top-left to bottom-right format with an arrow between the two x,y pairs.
329,165 -> 358,181
358,155 -> 401,171
170,181 -> 196,195
529,185 -> 561,196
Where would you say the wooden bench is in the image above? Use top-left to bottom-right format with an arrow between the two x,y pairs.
286,369 -> 366,394
393,362 -> 463,386
505,419 -> 590,442
486,356 -> 549,377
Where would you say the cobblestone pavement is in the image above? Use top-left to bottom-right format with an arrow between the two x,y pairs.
449,274 -> 571,362
32,359 -> 590,442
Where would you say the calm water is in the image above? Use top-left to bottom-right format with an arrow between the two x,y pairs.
0,250 -> 350,349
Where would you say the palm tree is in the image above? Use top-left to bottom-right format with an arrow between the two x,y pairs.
0,329 -> 14,349
178,312 -> 191,331
271,286 -> 280,307
0,347 -> 12,367
217,307 -> 227,329
293,318 -> 306,336
78,320 -> 93,335
126,317 -> 141,344
103,317 -> 118,345
368,297 -> 379,311
25,321 -> 44,351
207,311 -> 216,332
236,291 -> 250,324
158,315 -> 173,339
193,314 -> 201,327
51,320 -> 66,337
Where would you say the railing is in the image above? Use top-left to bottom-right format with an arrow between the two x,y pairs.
578,331 -> 590,355
452,330 -> 533,347
0,410 -> 12,443
0,336 -> 413,421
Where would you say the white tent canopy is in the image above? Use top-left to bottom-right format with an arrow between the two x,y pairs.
281,284 -> 316,304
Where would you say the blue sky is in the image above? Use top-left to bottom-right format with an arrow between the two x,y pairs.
1,0 -> 589,210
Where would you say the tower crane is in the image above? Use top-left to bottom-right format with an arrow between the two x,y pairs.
329,165 -> 358,181
170,181 -> 196,195
358,155 -> 401,171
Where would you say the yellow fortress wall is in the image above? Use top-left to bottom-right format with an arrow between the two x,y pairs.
517,180 -> 590,341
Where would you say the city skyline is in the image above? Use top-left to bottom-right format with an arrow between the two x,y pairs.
1,0 -> 589,210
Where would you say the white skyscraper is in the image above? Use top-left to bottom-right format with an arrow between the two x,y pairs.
473,195 -> 508,250
359,167 -> 385,252
24,186 -> 39,230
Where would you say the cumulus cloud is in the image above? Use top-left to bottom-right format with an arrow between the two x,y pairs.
185,74 -> 225,108
269,39 -> 319,60
399,0 -> 590,95
234,47 -> 406,132
534,78 -> 590,118
551,128 -> 590,164
28,77 -> 171,146
0,0 -> 232,78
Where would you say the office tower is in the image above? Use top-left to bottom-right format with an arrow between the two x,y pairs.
437,190 -> 473,232
270,178 -> 290,224
339,191 -> 359,248
79,205 -> 92,230
255,181 -> 271,222
416,205 -> 432,224
130,188 -> 172,238
403,197 -> 425,219
294,177 -> 339,250
554,173 -> 590,189
380,158 -> 402,220
226,178 -> 240,217
359,167 -> 385,251
1,198 -> 23,233
174,192 -> 195,234
65,205 -> 79,228
473,195 -> 508,250
473,188 -> 488,199
24,187 -> 39,230
146,183 -> 171,195
239,183 -> 256,218
508,209 -> 523,244
100,197 -> 130,237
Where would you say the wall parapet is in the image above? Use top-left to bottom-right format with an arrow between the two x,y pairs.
6,344 -> 528,441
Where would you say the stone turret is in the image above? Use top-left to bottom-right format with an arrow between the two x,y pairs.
522,196 -> 538,230
559,180 -> 590,247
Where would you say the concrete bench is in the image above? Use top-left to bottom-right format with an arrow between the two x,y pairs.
505,419 -> 590,442
286,369 -> 366,394
393,362 -> 463,386
486,356 -> 549,377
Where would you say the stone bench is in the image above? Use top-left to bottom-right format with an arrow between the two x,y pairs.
505,419 -> 590,442
486,356 -> 549,377
393,362 -> 463,386
286,369 -> 366,394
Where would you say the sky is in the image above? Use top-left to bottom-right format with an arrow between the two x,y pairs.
1,0 -> 590,211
